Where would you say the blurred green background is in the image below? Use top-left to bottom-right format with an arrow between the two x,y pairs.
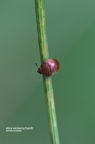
0,0 -> 95,144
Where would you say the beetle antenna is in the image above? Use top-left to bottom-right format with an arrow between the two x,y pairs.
35,63 -> 42,81
35,62 -> 39,69
38,76 -> 41,80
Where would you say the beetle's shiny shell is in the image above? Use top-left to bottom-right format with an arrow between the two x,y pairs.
37,59 -> 59,76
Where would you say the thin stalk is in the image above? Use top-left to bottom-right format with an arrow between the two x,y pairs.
35,0 -> 60,144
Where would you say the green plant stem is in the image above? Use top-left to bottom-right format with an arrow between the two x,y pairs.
35,0 -> 60,144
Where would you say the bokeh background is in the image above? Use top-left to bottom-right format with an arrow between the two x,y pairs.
0,0 -> 95,144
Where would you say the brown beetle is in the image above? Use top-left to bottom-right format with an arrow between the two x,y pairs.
35,59 -> 59,77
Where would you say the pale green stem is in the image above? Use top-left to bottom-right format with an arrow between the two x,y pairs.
35,0 -> 60,144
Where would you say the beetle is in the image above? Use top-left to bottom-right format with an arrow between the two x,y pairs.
35,58 -> 59,77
